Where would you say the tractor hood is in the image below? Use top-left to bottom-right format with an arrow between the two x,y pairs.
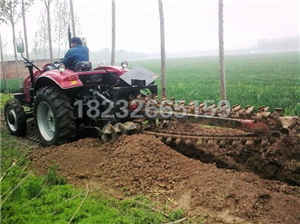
119,66 -> 158,87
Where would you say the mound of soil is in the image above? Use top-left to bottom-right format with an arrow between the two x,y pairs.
169,117 -> 300,186
169,121 -> 246,135
30,134 -> 300,224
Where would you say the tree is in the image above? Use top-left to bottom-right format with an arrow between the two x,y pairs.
44,0 -> 53,61
69,0 -> 76,36
74,13 -> 81,37
0,32 -> 9,93
54,0 -> 70,59
218,0 -> 227,100
33,31 -> 40,59
0,3 -> 9,93
0,0 -> 6,23
37,7 -> 49,59
21,0 -> 34,59
158,0 -> 166,97
111,0 -> 116,65
1,0 -> 22,89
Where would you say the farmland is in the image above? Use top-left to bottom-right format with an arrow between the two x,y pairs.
2,52 -> 299,115
1,52 -> 300,223
129,52 -> 300,115
0,114 -> 184,223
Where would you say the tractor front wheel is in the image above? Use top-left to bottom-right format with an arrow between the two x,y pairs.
5,99 -> 27,136
34,86 -> 76,147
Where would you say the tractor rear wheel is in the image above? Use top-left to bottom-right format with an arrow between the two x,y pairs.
34,86 -> 76,147
5,99 -> 27,136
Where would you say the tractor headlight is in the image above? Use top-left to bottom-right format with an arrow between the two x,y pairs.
58,64 -> 65,72
121,61 -> 128,68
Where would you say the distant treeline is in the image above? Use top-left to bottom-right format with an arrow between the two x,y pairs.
257,36 -> 299,51
2,36 -> 299,63
89,48 -> 147,64
3,48 -> 148,64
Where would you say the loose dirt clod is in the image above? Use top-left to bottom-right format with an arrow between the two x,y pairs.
167,119 -> 300,186
30,134 -> 300,224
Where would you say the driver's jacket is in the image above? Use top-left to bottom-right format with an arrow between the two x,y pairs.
62,44 -> 89,71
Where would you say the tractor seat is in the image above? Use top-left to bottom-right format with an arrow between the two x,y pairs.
75,61 -> 92,72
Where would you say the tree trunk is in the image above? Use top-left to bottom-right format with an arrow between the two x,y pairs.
0,33 -> 9,93
158,0 -> 166,97
43,43 -> 46,59
218,0 -> 227,100
21,0 -> 29,59
11,19 -> 21,89
45,0 -> 53,61
57,4 -> 61,59
111,0 -> 116,65
69,0 -> 76,36
57,36 -> 61,59
43,27 -> 47,59
64,37 -> 67,54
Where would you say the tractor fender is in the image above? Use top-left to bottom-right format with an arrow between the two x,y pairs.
34,71 -> 83,92
93,65 -> 128,77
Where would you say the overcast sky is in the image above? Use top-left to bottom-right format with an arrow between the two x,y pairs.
1,0 -> 299,55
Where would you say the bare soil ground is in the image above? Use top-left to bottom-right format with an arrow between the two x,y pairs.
169,117 -> 300,186
3,60 -> 48,79
29,119 -> 300,224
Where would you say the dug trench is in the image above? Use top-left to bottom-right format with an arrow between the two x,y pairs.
163,116 -> 300,186
29,121 -> 300,223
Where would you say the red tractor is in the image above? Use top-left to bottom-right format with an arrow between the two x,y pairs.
5,38 -> 158,146
5,38 -> 280,150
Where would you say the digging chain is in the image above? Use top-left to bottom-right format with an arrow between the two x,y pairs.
15,94 -> 287,149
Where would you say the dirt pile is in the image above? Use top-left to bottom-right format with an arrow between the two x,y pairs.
30,134 -> 300,224
99,134 -> 192,193
240,116 -> 300,185
169,117 -> 300,186
30,135 -> 195,193
169,121 -> 246,135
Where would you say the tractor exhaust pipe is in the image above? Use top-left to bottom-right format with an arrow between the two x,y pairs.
68,26 -> 72,49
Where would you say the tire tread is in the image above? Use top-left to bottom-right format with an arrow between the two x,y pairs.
35,86 -> 76,146
4,99 -> 27,137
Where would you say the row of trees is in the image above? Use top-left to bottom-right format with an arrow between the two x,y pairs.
106,0 -> 226,99
0,0 -> 168,96
0,0 -> 34,90
0,0 -> 78,93
1,0 -> 226,100
2,47 -> 148,62
33,0 -> 81,60
257,36 -> 299,51
109,0 -> 167,96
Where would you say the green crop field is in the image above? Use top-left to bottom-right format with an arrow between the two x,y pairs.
129,52 -> 300,116
1,78 -> 22,94
2,52 -> 299,115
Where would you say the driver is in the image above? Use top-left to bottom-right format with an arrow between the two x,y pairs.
62,37 -> 89,71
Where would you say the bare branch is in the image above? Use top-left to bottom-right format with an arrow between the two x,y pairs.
134,200 -> 169,218
19,177 -> 47,209
68,180 -> 89,224
1,172 -> 32,206
0,161 -> 17,182
52,191 -> 85,215
164,217 -> 187,224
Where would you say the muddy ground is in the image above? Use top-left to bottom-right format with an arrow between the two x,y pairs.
29,118 -> 300,224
